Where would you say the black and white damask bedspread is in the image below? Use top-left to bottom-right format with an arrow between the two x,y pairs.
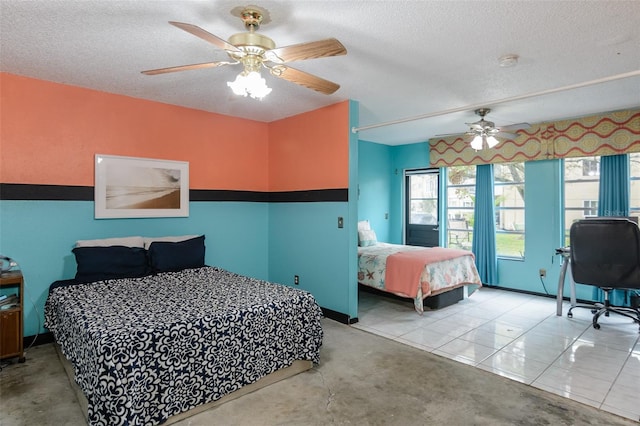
44,266 -> 324,426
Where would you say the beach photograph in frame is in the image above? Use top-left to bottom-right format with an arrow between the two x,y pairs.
95,154 -> 189,218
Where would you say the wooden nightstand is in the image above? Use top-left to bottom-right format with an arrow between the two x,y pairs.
0,270 -> 25,362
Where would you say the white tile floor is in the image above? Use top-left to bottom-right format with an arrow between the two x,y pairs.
353,287 -> 640,422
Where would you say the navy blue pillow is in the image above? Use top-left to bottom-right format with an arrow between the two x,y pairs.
72,246 -> 149,283
148,235 -> 205,273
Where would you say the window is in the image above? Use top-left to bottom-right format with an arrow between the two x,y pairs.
494,162 -> 525,258
446,166 -> 475,250
407,172 -> 438,225
445,162 -> 525,258
583,200 -> 598,217
564,156 -> 600,244
582,158 -> 600,176
564,154 -> 639,245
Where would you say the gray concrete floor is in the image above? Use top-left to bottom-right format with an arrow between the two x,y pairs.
1,319 -> 637,425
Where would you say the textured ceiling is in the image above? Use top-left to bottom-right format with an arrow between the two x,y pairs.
1,0 -> 639,145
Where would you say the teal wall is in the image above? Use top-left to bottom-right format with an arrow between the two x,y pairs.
357,140 -> 431,244
389,142 -> 431,244
357,139 -> 593,302
1,195 -> 363,336
347,100 -> 360,320
268,100 -> 359,321
0,200 -> 269,336
268,202 -> 351,313
498,160 -> 562,296
357,140 -> 392,242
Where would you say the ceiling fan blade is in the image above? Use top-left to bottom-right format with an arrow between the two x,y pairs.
435,132 -> 465,138
141,61 -> 234,75
498,122 -> 531,132
169,21 -> 240,52
466,123 -> 484,131
270,65 -> 340,94
265,38 -> 346,63
496,131 -> 520,139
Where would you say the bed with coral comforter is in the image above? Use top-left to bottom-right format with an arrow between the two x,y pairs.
358,242 -> 482,313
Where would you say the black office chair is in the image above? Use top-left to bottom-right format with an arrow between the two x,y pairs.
567,218 -> 640,330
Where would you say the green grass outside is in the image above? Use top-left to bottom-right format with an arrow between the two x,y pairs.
496,233 -> 525,257
448,232 -> 525,258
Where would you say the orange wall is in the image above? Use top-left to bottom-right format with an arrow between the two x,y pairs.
0,73 -> 269,191
269,101 -> 350,191
0,73 -> 350,192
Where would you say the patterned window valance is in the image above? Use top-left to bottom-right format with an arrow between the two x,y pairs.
429,109 -> 640,167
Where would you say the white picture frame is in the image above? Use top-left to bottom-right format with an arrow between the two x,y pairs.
94,154 -> 189,219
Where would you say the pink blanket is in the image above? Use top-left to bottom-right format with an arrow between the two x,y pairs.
384,247 -> 474,298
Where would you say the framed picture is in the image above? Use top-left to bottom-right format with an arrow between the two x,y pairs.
95,154 -> 189,219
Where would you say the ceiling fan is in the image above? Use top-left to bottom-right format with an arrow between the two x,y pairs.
141,5 -> 347,99
438,108 -> 530,150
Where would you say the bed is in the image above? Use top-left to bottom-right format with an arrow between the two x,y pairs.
44,235 -> 323,426
357,222 -> 482,313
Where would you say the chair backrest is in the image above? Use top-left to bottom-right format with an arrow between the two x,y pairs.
570,218 -> 640,289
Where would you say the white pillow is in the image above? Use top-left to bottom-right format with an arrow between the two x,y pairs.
358,220 -> 371,232
358,229 -> 377,247
75,236 -> 144,248
143,235 -> 200,250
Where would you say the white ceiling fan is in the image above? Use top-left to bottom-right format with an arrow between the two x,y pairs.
438,108 -> 530,150
141,5 -> 347,99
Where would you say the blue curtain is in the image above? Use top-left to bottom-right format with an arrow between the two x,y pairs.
598,154 -> 630,218
472,164 -> 497,284
594,154 -> 630,305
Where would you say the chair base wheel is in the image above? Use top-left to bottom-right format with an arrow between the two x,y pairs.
593,323 -> 601,330
567,312 -> 573,318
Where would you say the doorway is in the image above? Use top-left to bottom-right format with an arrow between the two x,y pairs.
405,168 -> 440,247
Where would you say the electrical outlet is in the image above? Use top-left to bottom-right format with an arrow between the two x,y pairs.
539,268 -> 546,278
294,275 -> 299,285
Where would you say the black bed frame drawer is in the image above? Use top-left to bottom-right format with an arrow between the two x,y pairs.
424,286 -> 463,310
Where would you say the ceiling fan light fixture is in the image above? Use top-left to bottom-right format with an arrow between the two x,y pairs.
470,133 -> 500,150
486,135 -> 499,148
227,71 -> 272,99
470,135 -> 484,150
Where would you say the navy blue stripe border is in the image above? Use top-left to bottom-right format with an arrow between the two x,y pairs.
0,184 -> 348,203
